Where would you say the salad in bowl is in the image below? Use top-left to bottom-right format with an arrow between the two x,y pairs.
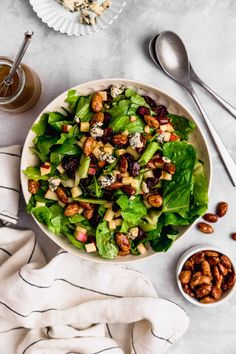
22,81 -> 209,260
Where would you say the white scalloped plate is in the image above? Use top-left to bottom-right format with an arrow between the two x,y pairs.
29,0 -> 127,36
21,79 -> 212,263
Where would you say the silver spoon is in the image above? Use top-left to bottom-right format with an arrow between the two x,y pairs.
0,31 -> 34,97
149,35 -> 236,118
155,30 -> 236,186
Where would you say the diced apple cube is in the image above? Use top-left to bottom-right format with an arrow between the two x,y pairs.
61,179 -> 75,188
166,123 -> 174,132
170,133 -> 180,141
130,116 -> 137,122
45,189 -> 58,201
68,197 -> 73,203
144,170 -> 154,179
62,124 -> 72,133
144,125 -> 150,133
104,208 -> 115,222
85,242 -> 97,253
131,179 -> 140,190
137,243 -> 147,255
109,220 -> 117,230
160,124 -> 168,132
122,130 -> 129,136
103,143 -> 113,154
104,202 -> 113,208
126,146 -> 140,160
162,132 -> 171,142
160,171 -> 172,181
76,225 -> 87,234
75,231 -> 87,243
71,186 -> 82,198
115,149 -> 127,156
88,167 -> 96,175
36,201 -> 45,207
115,219 -> 123,226
58,200 -> 66,208
40,162 -> 51,176
129,227 -> 139,239
122,177 -> 133,185
120,172 -> 129,177
98,91 -> 107,101
92,146 -> 102,159
114,210 -> 121,218
80,122 -> 90,132
57,164 -> 65,174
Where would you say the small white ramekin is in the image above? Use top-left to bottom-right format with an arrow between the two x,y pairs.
176,244 -> 236,307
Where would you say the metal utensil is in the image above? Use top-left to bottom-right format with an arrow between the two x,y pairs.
0,31 -> 34,97
155,30 -> 236,186
149,34 -> 236,118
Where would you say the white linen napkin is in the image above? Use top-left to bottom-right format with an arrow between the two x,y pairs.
0,145 -> 21,225
0,227 -> 189,354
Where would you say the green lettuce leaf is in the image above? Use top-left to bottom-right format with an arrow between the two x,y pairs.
117,195 -> 147,226
75,96 -> 93,121
169,114 -> 195,140
162,141 -> 196,213
23,167 -> 49,180
139,142 -> 161,166
65,89 -> 79,110
32,113 -> 49,136
96,221 -> 119,259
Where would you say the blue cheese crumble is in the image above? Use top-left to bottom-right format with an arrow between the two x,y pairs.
99,152 -> 116,164
99,175 -> 115,188
129,132 -> 143,149
90,122 -> 104,138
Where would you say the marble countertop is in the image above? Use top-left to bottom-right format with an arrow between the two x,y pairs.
1,0 -> 236,353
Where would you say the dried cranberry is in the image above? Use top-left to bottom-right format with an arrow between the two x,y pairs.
145,177 -> 159,189
79,176 -> 93,194
124,153 -> 134,162
90,208 -> 101,227
102,127 -> 114,143
143,96 -> 157,110
153,168 -> 162,179
154,105 -> 168,117
103,112 -> 111,127
136,106 -> 150,116
61,156 -> 79,178
136,229 -> 146,241
158,116 -> 169,125
116,174 -> 123,182
129,162 -> 140,177
112,201 -> 120,213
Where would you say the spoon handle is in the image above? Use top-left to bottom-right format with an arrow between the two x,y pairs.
190,68 -> 236,118
5,31 -> 34,84
188,85 -> 236,186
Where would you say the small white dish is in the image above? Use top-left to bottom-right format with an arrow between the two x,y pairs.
176,244 -> 236,307
29,0 -> 127,36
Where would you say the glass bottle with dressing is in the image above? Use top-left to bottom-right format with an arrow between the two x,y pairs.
0,56 -> 41,113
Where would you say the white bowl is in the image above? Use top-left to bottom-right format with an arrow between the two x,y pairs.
29,0 -> 127,36
21,78 -> 212,263
176,244 -> 236,307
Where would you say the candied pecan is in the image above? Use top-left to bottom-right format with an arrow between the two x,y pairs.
106,182 -> 124,190
84,208 -> 94,220
90,112 -> 104,126
122,185 -> 136,196
203,213 -> 218,223
147,194 -> 163,208
195,284 -> 212,298
212,265 -> 221,282
208,257 -> 220,266
163,162 -> 176,175
91,93 -> 103,112
112,134 -> 128,147
144,115 -> 159,128
197,222 -> 214,234
211,286 -> 222,300
83,137 -> 95,156
218,263 -> 228,276
205,251 -> 219,257
220,255 -> 232,269
183,284 -> 195,297
119,155 -> 128,173
64,203 -> 80,217
201,260 -> 211,276
191,252 -> 205,265
179,270 -> 191,284
183,259 -> 194,271
216,202 -> 228,217
28,179 -> 40,194
115,232 -> 131,252
119,250 -> 130,256
79,202 -> 92,210
56,187 -> 68,204
225,273 -> 236,289
200,296 -> 216,304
